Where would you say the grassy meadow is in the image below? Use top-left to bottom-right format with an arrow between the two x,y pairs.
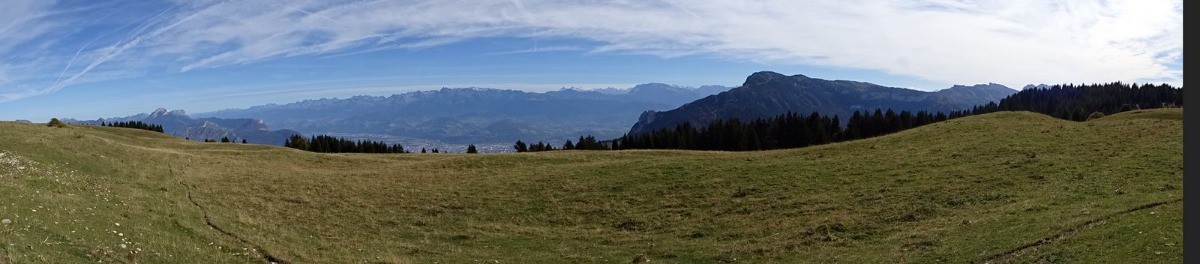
0,109 -> 1183,263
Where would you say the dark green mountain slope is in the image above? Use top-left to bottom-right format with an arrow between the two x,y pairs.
629,71 -> 1014,135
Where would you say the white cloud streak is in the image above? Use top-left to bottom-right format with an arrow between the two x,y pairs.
0,0 -> 1184,102
487,45 -> 584,55
0,0 -> 61,101
0,1 -> 58,54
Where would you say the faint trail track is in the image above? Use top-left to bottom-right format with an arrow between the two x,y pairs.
172,166 -> 289,264
88,135 -> 195,156
974,197 -> 1183,264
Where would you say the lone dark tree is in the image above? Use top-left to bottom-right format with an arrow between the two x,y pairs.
220,136 -> 231,143
466,144 -> 478,154
241,139 -> 248,144
47,118 -> 67,128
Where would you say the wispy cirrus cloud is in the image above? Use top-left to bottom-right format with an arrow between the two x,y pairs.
0,0 -> 63,101
156,0 -> 1185,84
0,1 -> 58,54
0,0 -> 1184,103
487,45 -> 584,55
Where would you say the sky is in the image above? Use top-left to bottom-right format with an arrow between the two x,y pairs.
0,0 -> 1183,121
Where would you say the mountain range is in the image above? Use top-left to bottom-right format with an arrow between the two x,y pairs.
195,84 -> 732,145
628,71 -> 1017,135
62,72 -> 1018,148
65,108 -> 299,145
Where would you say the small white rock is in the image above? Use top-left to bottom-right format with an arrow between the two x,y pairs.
1,219 -> 10,225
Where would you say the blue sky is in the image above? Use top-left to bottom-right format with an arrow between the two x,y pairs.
0,0 -> 1183,121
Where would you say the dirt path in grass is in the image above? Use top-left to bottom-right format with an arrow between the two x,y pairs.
172,165 -> 289,264
975,197 -> 1183,264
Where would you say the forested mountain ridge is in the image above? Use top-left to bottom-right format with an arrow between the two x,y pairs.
628,71 -> 1015,135
615,81 -> 1183,151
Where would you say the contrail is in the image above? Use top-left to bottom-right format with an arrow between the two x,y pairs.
54,9 -> 126,85
48,6 -> 176,93
47,3 -> 208,95
294,8 -> 408,47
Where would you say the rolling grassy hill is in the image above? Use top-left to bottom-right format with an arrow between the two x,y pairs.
0,109 -> 1182,263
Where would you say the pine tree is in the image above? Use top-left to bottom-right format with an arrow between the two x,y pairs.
285,134 -> 309,150
466,144 -> 478,154
514,140 -> 528,152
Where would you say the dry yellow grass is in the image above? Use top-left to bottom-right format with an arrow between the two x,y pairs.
0,109 -> 1182,263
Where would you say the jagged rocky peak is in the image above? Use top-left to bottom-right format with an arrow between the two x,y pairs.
149,107 -> 169,118
148,107 -> 188,118
251,119 -> 270,131
948,83 -> 1009,89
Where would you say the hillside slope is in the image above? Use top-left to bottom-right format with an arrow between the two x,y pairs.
0,109 -> 1182,263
